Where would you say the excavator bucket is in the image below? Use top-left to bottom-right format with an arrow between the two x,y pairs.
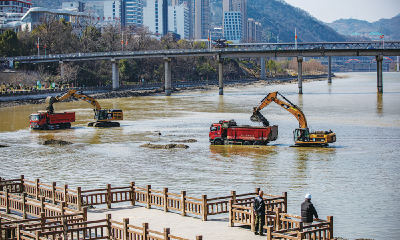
250,111 -> 270,127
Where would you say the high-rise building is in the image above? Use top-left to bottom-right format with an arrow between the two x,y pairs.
104,1 -> 121,22
223,11 -> 242,42
143,0 -> 169,36
121,0 -> 143,27
62,1 -> 85,12
223,0 -> 247,40
168,4 -> 189,39
194,0 -> 210,39
247,18 -> 262,42
0,0 -> 32,33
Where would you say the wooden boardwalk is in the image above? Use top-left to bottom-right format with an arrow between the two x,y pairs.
87,205 -> 259,240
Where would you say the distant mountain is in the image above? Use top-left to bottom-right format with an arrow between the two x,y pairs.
326,14 -> 400,41
247,0 -> 348,42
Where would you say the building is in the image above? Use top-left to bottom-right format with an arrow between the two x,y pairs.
194,0 -> 210,39
143,0 -> 165,36
121,0 -> 143,27
104,1 -> 121,22
168,4 -> 189,39
0,0 -> 32,33
247,18 -> 262,42
61,1 -> 85,12
223,11 -> 242,43
223,0 -> 246,40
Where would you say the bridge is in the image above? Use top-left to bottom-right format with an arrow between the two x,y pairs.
2,41 -> 400,95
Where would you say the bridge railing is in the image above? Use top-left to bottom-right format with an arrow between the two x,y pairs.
2,41 -> 400,62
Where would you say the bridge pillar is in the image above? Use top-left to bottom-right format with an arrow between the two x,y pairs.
376,55 -> 383,93
297,56 -> 303,94
164,57 -> 171,96
59,61 -> 65,80
111,58 -> 120,90
218,55 -> 224,95
397,56 -> 399,72
328,56 -> 332,84
260,57 -> 266,80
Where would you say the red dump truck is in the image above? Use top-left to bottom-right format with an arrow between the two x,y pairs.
29,111 -> 75,130
209,119 -> 278,145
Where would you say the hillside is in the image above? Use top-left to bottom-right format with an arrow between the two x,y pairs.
247,0 -> 348,42
327,14 -> 400,41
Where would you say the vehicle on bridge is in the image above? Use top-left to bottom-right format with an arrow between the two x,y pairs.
209,119 -> 278,145
251,92 -> 336,146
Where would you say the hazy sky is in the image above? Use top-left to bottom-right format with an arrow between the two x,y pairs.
283,0 -> 400,23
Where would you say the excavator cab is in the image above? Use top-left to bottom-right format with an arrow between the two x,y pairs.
294,128 -> 310,142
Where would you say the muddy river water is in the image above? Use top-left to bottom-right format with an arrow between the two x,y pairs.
1,72 -> 399,239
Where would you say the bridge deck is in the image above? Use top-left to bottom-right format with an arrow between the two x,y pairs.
87,205 -> 258,240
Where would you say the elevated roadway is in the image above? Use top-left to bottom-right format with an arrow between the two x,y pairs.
2,41 -> 400,95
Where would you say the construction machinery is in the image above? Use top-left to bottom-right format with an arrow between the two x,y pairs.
251,92 -> 336,146
29,111 -> 75,130
45,90 -> 123,127
209,119 -> 278,145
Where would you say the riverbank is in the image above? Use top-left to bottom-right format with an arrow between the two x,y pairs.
0,75 -> 349,109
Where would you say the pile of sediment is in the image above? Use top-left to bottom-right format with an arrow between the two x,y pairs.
41,139 -> 73,145
0,144 -> 9,147
171,139 -> 197,143
140,143 -> 189,149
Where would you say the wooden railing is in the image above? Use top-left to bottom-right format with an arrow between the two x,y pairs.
229,202 -> 333,240
0,189 -> 86,221
1,214 -> 202,240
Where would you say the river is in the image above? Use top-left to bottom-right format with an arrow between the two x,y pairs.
0,72 -> 399,239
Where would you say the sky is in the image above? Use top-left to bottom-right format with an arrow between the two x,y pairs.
283,0 -> 400,23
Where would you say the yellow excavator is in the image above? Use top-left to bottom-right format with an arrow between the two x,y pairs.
46,90 -> 123,127
251,92 -> 336,146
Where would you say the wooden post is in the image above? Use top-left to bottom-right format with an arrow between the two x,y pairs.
63,184 -> 68,206
123,218 -> 129,240
0,177 -> 3,192
35,230 -> 41,240
20,175 -> 25,192
61,202 -> 66,215
163,228 -> 170,240
5,189 -> 9,214
52,182 -> 56,204
251,203 -> 255,232
328,216 -> 333,239
40,212 -> 46,227
146,185 -> 151,209
82,207 -> 88,221
22,193 -> 27,219
106,214 -> 112,240
16,224 -> 22,240
299,221 -> 303,233
77,187 -> 82,210
267,226 -> 273,240
107,184 -> 112,209
130,182 -> 135,206
202,195 -> 207,221
297,230 -> 304,240
62,217 -> 67,240
0,218 -> 2,240
231,191 -> 236,203
142,223 -> 148,240
282,192 -> 287,213
35,179 -> 40,200
275,207 -> 281,231
181,191 -> 186,216
163,188 -> 168,212
228,199 -> 233,227
196,236 -> 202,240
40,196 -> 45,213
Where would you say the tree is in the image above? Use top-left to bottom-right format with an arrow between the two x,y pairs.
0,30 -> 20,57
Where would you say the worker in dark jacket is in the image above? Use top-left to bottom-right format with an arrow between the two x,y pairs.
253,190 -> 265,235
301,193 -> 319,225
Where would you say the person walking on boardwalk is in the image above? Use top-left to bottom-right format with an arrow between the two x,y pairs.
301,193 -> 319,225
253,190 -> 265,235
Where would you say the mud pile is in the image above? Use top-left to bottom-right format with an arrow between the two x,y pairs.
0,144 -> 9,147
41,139 -> 73,145
140,143 -> 189,149
171,139 -> 197,143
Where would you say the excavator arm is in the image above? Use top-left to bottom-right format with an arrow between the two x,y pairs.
46,90 -> 101,114
251,91 -> 308,128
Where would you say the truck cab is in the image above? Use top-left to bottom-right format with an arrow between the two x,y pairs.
29,113 -> 45,129
209,120 -> 233,145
